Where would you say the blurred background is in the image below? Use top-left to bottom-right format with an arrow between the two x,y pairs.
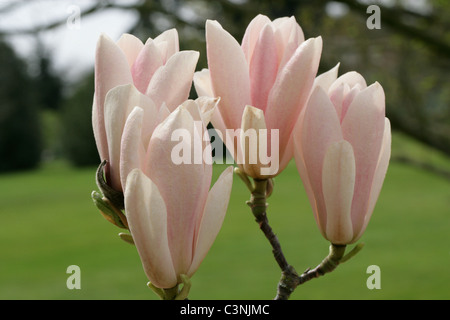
0,0 -> 448,300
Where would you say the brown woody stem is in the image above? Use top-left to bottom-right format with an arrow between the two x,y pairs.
275,243 -> 347,300
245,178 -> 298,299
246,179 -> 290,271
238,171 -> 352,300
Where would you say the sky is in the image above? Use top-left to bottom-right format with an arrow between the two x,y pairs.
0,0 -> 139,81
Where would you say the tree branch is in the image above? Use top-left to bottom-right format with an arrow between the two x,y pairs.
0,2 -> 138,36
332,0 -> 450,57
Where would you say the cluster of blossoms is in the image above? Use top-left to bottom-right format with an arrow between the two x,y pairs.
91,14 -> 390,298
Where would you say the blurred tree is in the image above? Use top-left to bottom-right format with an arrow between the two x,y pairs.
33,40 -> 66,162
0,40 -> 42,172
33,43 -> 64,111
60,73 -> 100,167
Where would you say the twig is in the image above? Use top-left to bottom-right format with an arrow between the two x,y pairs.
237,169 -> 362,300
244,177 -> 299,299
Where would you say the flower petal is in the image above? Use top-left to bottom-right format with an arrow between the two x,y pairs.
241,106 -> 265,177
92,97 -> 103,160
278,132 -> 294,175
145,106 -> 212,275
354,117 -> 391,241
188,166 -> 233,276
116,33 -> 144,68
273,16 -> 305,70
241,14 -> 272,63
153,28 -> 179,62
329,71 -> 367,94
94,33 -> 133,160
341,82 -> 386,234
104,84 -> 139,191
104,84 -> 158,191
120,107 -> 146,191
206,19 -> 251,130
314,63 -> 340,93
125,169 -> 177,289
300,86 -> 343,232
293,114 -> 323,236
194,96 -> 220,127
322,140 -> 356,244
146,50 -> 199,111
193,69 -> 228,142
131,40 -> 164,94
249,23 -> 279,113
265,36 -> 322,161
240,105 -> 279,178
193,68 -> 214,97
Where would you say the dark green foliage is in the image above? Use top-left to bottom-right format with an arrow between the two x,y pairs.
0,41 -> 42,172
60,73 -> 100,167
34,53 -> 64,111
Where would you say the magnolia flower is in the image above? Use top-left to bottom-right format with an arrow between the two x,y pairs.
123,101 -> 233,289
194,14 -> 322,178
294,66 -> 391,244
92,30 -> 199,189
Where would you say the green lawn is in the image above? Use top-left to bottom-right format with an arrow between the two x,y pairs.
0,132 -> 449,300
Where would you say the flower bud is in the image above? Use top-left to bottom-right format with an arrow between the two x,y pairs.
294,67 -> 391,244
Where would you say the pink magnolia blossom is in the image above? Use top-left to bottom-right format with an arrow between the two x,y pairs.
92,30 -> 199,190
194,15 -> 322,178
123,101 -> 233,289
294,66 -> 391,244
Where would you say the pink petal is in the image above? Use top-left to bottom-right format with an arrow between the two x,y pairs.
329,83 -> 346,120
145,106 -> 211,275
206,20 -> 251,130
94,33 -> 133,160
193,69 -> 228,140
241,14 -> 272,63
157,102 -> 170,123
146,50 -> 199,111
322,140 -> 356,244
125,169 -> 177,289
329,71 -> 367,94
116,33 -> 144,68
194,96 -> 220,127
120,107 -> 146,191
188,166 -> 233,276
265,36 -> 322,164
300,86 -> 343,232
104,85 -> 158,191
153,28 -> 179,62
273,16 -> 305,46
341,84 -> 362,122
314,63 -> 340,93
131,40 -> 164,94
240,106 -> 274,178
193,69 -> 214,97
354,117 -> 391,241
277,131 -> 294,176
178,99 -> 213,166
92,97 -> 102,160
249,24 -> 279,113
273,16 -> 305,70
104,84 -> 139,191
341,82 -> 385,235
293,115 -> 324,237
